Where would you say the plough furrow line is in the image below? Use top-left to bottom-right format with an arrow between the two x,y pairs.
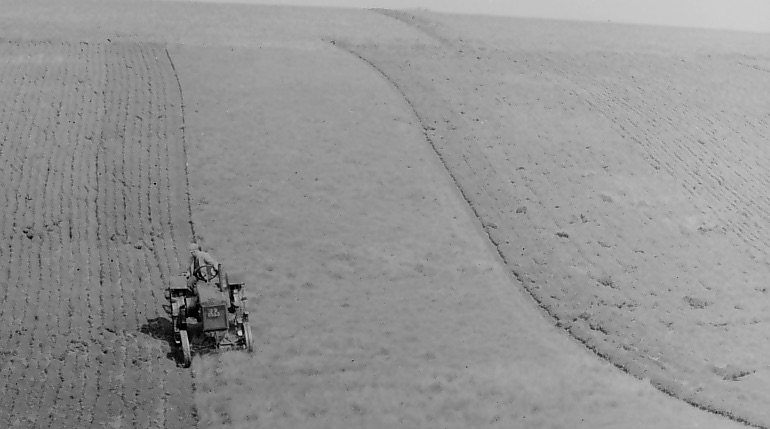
0,40 -> 196,428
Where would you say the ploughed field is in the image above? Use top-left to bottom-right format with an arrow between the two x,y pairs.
3,1 -> 770,427
344,10 -> 770,425
0,40 -> 196,427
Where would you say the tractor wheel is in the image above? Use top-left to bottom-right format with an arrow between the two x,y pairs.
243,322 -> 254,353
180,330 -> 192,367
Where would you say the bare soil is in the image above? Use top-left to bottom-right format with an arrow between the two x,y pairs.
0,40 -> 196,427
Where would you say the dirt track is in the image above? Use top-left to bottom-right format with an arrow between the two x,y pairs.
0,40 -> 196,428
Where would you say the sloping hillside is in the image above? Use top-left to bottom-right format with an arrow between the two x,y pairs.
346,9 -> 770,425
1,1 -> 768,427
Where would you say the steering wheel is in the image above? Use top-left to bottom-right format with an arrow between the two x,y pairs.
194,264 -> 218,282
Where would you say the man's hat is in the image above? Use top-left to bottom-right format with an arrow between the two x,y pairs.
189,243 -> 201,252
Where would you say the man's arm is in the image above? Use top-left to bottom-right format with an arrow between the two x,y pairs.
200,252 -> 219,268
188,254 -> 196,277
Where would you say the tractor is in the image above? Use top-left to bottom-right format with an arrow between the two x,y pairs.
167,265 -> 253,367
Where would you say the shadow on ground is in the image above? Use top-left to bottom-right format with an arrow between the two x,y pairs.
141,316 -> 222,366
140,317 -> 188,366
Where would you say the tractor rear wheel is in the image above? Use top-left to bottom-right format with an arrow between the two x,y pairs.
180,330 -> 192,367
243,322 -> 254,353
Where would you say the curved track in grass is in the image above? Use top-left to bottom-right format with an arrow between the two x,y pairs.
343,9 -> 770,428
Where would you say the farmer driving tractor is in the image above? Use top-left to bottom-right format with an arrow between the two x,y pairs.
186,243 -> 226,295
170,243 -> 252,367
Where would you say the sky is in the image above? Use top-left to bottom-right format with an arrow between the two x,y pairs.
194,0 -> 770,33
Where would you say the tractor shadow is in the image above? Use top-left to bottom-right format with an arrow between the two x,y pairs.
140,317 -> 219,366
140,317 -> 185,366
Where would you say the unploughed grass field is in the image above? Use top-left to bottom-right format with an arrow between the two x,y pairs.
4,0 -> 770,428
